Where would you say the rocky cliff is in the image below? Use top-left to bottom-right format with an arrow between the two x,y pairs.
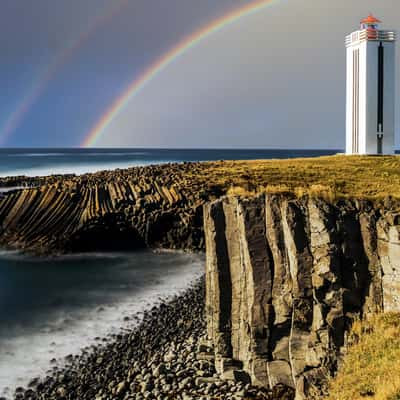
0,163 -> 227,254
3,158 -> 400,399
204,194 -> 400,399
2,156 -> 400,255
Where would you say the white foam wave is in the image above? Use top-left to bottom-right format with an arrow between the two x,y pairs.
0,161 -> 160,178
0,250 -> 138,262
0,187 -> 26,193
9,152 -> 151,157
10,153 -> 67,157
0,250 -> 20,258
0,252 -> 204,397
83,152 -> 151,156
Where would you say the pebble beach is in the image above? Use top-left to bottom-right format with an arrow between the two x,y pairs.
6,277 -> 294,400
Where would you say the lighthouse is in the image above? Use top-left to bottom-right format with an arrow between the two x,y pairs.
346,15 -> 396,155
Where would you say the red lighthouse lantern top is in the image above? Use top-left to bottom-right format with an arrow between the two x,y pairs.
360,14 -> 382,30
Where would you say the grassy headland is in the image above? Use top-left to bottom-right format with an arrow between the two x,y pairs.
1,154 -> 400,254
191,155 -> 400,200
326,313 -> 400,400
2,155 -> 400,200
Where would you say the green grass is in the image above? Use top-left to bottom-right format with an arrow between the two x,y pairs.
326,313 -> 400,400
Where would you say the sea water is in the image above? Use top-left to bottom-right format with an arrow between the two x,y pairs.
0,148 -> 339,397
0,250 -> 204,396
0,148 -> 339,177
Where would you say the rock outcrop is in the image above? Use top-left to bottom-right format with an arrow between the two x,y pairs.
2,157 -> 400,256
0,163 -> 227,254
204,194 -> 400,399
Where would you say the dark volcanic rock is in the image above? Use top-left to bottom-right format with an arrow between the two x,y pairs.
15,278 -> 292,400
3,163 -> 400,399
204,194 -> 400,399
0,163 -> 227,255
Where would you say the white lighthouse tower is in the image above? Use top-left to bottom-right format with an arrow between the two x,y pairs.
346,15 -> 396,155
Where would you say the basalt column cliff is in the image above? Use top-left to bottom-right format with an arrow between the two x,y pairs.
0,163 -> 226,254
204,194 -> 400,399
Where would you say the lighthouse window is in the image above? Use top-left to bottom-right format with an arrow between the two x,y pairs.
352,49 -> 360,153
362,23 -> 378,30
377,42 -> 384,132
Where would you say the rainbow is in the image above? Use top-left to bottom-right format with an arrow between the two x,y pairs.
82,0 -> 279,147
0,0 -> 129,146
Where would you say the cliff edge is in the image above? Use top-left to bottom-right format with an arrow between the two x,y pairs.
2,155 -> 400,254
204,194 -> 400,399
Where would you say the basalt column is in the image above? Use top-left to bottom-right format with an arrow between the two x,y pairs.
204,194 -> 400,399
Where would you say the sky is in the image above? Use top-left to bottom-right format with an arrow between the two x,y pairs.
0,0 -> 399,149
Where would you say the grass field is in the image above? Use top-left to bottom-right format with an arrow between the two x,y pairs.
326,313 -> 400,400
190,155 -> 400,200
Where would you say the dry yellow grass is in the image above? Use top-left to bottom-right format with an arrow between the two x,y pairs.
326,313 -> 400,400
188,155 -> 400,200
227,186 -> 257,197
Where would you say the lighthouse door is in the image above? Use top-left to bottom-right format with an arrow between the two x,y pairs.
377,134 -> 383,154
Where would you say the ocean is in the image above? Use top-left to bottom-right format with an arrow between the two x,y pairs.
0,148 -> 340,177
0,148 -> 339,397
0,251 -> 204,397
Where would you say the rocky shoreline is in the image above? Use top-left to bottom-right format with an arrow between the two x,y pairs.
3,158 -> 399,399
4,277 -> 293,400
0,162 -> 224,255
2,156 -> 400,256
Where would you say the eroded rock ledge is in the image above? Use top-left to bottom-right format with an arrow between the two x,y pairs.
0,163 -> 227,254
1,157 -> 400,255
204,194 -> 400,399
